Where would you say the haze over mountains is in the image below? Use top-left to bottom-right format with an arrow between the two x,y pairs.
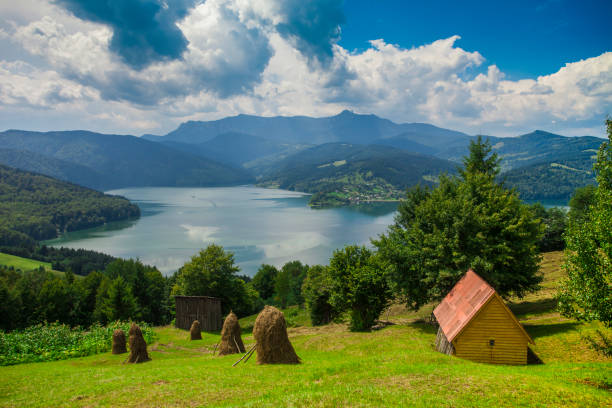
0,111 -> 604,201
0,130 -> 253,190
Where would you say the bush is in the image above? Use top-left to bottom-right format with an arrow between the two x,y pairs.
302,265 -> 340,326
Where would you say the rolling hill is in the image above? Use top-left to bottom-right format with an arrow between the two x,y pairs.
438,130 -> 603,170
502,155 -> 597,200
0,164 -> 139,245
257,143 -> 456,206
0,130 -> 254,190
0,148 -> 104,188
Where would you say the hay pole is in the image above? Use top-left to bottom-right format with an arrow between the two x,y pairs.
242,346 -> 256,364
240,345 -> 256,365
213,341 -> 219,355
233,336 -> 240,353
232,343 -> 256,367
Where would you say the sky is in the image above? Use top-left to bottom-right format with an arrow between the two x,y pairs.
0,0 -> 610,137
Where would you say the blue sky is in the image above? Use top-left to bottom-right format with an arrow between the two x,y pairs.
0,0 -> 610,137
340,0 -> 611,79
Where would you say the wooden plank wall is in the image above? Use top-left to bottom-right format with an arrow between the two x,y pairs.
435,326 -> 455,355
454,296 -> 528,365
175,296 -> 222,331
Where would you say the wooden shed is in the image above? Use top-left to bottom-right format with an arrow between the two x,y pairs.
433,270 -> 534,365
174,296 -> 223,332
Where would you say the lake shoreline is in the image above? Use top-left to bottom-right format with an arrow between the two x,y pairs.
44,186 -> 399,276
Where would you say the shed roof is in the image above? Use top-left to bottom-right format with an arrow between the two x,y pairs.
433,270 -> 496,342
174,295 -> 221,301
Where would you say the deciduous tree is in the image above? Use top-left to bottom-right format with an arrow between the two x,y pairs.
328,246 -> 391,331
559,119 -> 612,326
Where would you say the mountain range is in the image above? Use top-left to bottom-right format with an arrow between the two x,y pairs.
0,111 -> 604,202
0,130 -> 253,190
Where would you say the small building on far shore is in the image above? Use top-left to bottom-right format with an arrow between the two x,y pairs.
174,296 -> 222,332
433,270 -> 534,365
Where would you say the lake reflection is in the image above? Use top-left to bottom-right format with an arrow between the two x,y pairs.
45,186 -> 398,276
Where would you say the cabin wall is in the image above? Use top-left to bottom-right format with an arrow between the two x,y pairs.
453,297 -> 528,365
175,297 -> 222,331
435,326 -> 455,355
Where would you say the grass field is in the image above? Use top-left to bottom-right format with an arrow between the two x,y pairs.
0,252 -> 64,277
0,252 -> 610,407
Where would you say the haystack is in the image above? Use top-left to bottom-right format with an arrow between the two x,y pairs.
253,306 -> 300,364
111,329 -> 127,354
218,312 -> 245,355
190,320 -> 202,340
127,323 -> 150,363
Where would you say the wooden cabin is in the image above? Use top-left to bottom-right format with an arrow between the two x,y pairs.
433,270 -> 534,365
174,296 -> 222,332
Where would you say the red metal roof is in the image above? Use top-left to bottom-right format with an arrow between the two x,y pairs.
433,270 -> 495,342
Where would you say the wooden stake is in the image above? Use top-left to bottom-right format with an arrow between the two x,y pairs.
232,343 -> 256,367
233,336 -> 240,353
243,346 -> 256,364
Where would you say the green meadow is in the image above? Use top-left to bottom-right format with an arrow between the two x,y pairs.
0,252 -> 58,275
0,252 -> 610,407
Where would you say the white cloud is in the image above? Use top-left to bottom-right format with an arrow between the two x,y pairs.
0,0 -> 610,137
0,60 -> 96,107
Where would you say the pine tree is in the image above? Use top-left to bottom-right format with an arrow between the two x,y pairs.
375,137 -> 542,310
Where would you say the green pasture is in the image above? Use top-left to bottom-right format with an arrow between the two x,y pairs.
0,252 -> 63,277
0,251 -> 610,407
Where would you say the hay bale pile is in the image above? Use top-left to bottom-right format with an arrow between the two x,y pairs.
253,306 -> 300,364
218,312 -> 245,355
127,323 -> 151,363
111,329 -> 127,354
190,320 -> 202,340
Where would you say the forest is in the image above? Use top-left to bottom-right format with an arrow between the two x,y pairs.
0,164 -> 140,245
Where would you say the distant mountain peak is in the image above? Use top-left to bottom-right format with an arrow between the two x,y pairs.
520,130 -> 561,140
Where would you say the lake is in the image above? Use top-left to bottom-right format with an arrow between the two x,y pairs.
45,186 -> 398,276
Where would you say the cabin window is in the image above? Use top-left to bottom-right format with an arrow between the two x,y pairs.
489,339 -> 495,347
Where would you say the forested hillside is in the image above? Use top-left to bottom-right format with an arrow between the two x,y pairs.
0,165 -> 140,245
503,156 -> 597,200
258,143 -> 456,206
0,130 -> 253,189
161,132 -> 310,167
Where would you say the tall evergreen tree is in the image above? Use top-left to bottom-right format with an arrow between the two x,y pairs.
460,135 -> 500,178
101,277 -> 139,322
375,138 -> 542,310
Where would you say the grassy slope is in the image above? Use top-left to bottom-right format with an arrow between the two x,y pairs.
0,252 -> 64,277
0,252 -> 610,407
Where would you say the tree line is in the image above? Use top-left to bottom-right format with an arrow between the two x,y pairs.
0,259 -> 171,331
0,245 -> 118,276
